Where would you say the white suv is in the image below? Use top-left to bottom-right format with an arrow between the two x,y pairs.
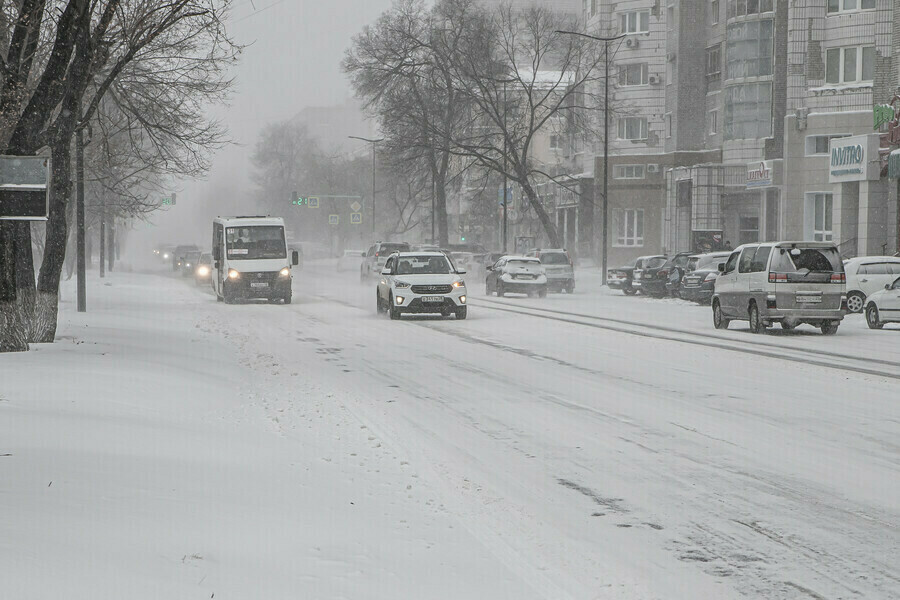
360,241 -> 411,281
376,252 -> 468,320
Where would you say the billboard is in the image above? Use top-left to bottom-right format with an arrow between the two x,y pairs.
0,156 -> 50,220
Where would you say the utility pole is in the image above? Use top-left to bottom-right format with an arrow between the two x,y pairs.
75,126 -> 86,312
348,136 -> 383,236
502,80 -> 508,254
556,30 -> 624,284
99,197 -> 105,279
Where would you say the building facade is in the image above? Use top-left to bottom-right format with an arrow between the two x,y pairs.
585,0 -> 899,270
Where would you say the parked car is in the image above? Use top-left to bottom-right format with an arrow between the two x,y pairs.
678,252 -> 732,304
485,255 -> 547,297
660,252 -> 696,297
361,241 -> 411,280
712,242 -> 846,335
607,259 -> 638,295
180,250 -> 202,277
193,253 -> 212,285
631,255 -> 667,295
338,249 -> 365,272
524,249 -> 574,293
376,252 -> 468,320
864,275 -> 900,329
843,256 -> 900,313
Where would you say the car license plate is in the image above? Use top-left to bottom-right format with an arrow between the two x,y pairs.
250,282 -> 269,288
422,296 -> 443,303
796,295 -> 821,303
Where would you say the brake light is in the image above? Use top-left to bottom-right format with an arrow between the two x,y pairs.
375,252 -> 379,257
658,269 -> 668,278
831,273 -> 845,284
768,272 -> 787,283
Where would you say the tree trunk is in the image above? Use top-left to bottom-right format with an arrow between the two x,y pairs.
31,140 -> 72,343
520,175 -> 560,247
434,164 -> 449,247
0,221 -> 28,352
107,221 -> 115,272
14,220 -> 36,340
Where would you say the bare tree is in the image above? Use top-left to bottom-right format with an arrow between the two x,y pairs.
445,4 -> 607,247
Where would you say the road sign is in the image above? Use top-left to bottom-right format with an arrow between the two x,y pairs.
329,214 -> 339,225
350,200 -> 362,213
309,196 -> 319,208
350,212 -> 362,225
0,155 -> 50,220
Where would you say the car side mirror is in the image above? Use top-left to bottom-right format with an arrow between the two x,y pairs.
887,284 -> 892,290
214,261 -> 220,270
718,263 -> 726,273
292,251 -> 299,266
361,252 -> 367,257
213,247 -> 221,261
381,268 -> 392,275
486,265 -> 493,271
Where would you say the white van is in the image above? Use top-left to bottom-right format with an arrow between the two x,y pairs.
712,241 -> 846,334
843,256 -> 900,313
211,216 -> 299,304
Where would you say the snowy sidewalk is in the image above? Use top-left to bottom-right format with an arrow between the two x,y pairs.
0,273 -> 537,600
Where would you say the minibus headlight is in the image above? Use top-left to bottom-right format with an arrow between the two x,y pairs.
228,269 -> 240,279
279,267 -> 290,277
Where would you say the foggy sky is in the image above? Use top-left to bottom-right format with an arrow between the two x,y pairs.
141,0 -> 394,247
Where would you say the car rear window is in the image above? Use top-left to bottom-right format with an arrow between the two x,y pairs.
378,244 -> 409,255
770,246 -> 843,282
507,259 -> 540,268
539,252 -> 569,265
644,257 -> 666,269
694,253 -> 729,270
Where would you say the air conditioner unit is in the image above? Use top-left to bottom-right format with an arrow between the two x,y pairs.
647,164 -> 660,173
648,74 -> 659,85
625,37 -> 640,49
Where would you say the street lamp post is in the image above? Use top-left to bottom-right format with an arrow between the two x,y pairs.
348,136 -> 384,235
556,30 -> 624,284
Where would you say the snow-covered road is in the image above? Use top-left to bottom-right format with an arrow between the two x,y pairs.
2,262 -> 898,599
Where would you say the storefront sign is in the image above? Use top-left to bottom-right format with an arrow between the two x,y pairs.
746,161 -> 773,188
829,134 -> 879,183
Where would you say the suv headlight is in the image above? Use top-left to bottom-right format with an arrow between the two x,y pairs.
279,267 -> 290,277
452,280 -> 466,288
394,281 -> 411,289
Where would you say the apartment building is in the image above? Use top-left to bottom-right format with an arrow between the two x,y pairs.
585,0 -> 898,268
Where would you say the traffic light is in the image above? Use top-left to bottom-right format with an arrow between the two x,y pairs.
171,192 -> 176,206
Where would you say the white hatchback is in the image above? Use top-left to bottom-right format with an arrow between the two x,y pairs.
864,275 -> 900,328
376,252 -> 468,320
844,256 -> 900,313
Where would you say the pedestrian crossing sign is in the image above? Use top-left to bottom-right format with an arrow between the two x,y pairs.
351,212 -> 362,225
329,214 -> 339,225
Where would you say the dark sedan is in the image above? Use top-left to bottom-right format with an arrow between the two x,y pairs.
631,255 -> 668,297
678,252 -> 731,304
607,258 -> 638,295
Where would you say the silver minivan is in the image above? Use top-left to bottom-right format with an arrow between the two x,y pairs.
712,242 -> 846,335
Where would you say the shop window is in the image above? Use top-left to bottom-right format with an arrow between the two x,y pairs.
618,63 -> 649,86
726,20 -> 774,79
807,192 -> 833,241
620,10 -> 650,34
613,164 -> 646,179
739,215 -> 759,245
707,45 -> 721,79
724,82 -> 772,140
614,208 -> 644,247
825,46 -> 875,85
805,134 -> 850,156
827,0 -> 875,14
617,116 -> 648,140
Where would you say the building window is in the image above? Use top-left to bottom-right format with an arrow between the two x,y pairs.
707,45 -> 721,78
724,82 -> 772,140
614,208 -> 644,247
807,193 -> 834,241
613,164 -> 646,179
620,10 -> 650,34
618,63 -> 649,86
617,117 -> 648,140
711,0 -> 720,24
590,0 -> 597,17
727,0 -> 774,19
709,109 -> 718,134
667,5 -> 675,31
726,20 -> 774,79
549,134 -> 561,150
805,134 -> 850,156
665,113 -> 672,138
825,46 -> 875,85
827,0 -> 875,14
